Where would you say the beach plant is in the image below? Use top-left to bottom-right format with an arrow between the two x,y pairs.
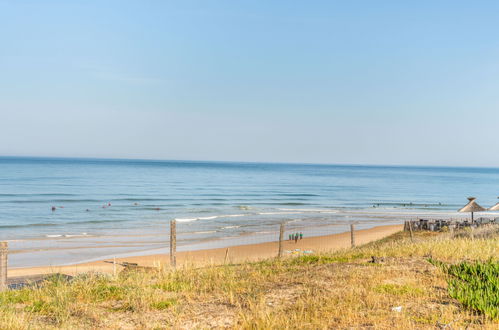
430,258 -> 499,320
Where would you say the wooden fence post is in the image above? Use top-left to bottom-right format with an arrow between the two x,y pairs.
0,242 -> 7,291
170,220 -> 177,268
278,222 -> 285,258
350,224 -> 356,248
409,221 -> 414,242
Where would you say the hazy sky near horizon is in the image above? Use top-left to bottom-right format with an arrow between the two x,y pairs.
1,1 -> 499,166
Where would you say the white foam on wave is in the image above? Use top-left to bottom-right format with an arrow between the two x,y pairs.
63,233 -> 90,238
192,230 -> 217,234
258,211 -> 303,215
175,214 -> 247,222
279,208 -> 338,213
175,216 -> 216,222
45,233 -> 90,238
222,225 -> 240,229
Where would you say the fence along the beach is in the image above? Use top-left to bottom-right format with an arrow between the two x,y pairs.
278,222 -> 285,258
350,224 -> 356,248
409,221 -> 414,242
2,223 -> 396,275
0,241 -> 7,291
170,220 -> 176,268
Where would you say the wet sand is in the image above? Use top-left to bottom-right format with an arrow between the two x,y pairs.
8,224 -> 403,278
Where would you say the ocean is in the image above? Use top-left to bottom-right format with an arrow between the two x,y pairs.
1,156 -> 498,267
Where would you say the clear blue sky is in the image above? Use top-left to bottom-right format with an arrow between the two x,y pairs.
1,1 -> 499,166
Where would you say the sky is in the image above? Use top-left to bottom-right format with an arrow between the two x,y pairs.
1,1 -> 499,167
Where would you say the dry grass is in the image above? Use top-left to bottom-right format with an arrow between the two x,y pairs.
0,227 -> 497,329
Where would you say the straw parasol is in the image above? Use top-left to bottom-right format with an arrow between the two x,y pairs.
458,197 -> 486,222
488,197 -> 499,211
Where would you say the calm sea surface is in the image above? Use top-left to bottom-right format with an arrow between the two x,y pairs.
1,157 -> 498,267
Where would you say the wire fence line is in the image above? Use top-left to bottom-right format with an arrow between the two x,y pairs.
0,242 -> 7,290
0,220 -> 360,287
167,219 -> 357,269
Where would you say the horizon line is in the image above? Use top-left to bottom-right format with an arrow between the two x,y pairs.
1,154 -> 498,170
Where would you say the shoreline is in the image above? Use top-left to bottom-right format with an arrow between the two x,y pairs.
7,224 -> 403,278
5,207 -> 496,268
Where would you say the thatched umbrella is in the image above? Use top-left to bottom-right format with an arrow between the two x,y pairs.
458,197 -> 486,222
488,197 -> 499,211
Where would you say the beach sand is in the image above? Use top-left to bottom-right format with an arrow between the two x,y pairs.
8,224 -> 403,278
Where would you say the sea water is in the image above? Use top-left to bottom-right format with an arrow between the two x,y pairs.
1,156 -> 498,267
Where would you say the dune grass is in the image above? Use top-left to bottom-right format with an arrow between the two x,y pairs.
0,226 -> 497,329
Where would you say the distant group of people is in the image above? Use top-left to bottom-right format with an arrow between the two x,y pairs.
372,202 -> 442,208
51,202 -> 148,212
289,232 -> 303,243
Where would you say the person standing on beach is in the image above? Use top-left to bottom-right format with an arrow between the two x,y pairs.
294,233 -> 299,243
289,234 -> 292,241
299,232 -> 303,240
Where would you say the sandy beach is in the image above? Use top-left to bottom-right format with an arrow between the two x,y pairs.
8,224 -> 403,278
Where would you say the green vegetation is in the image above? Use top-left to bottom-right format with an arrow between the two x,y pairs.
373,283 -> 424,297
430,259 -> 499,319
0,226 -> 497,329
